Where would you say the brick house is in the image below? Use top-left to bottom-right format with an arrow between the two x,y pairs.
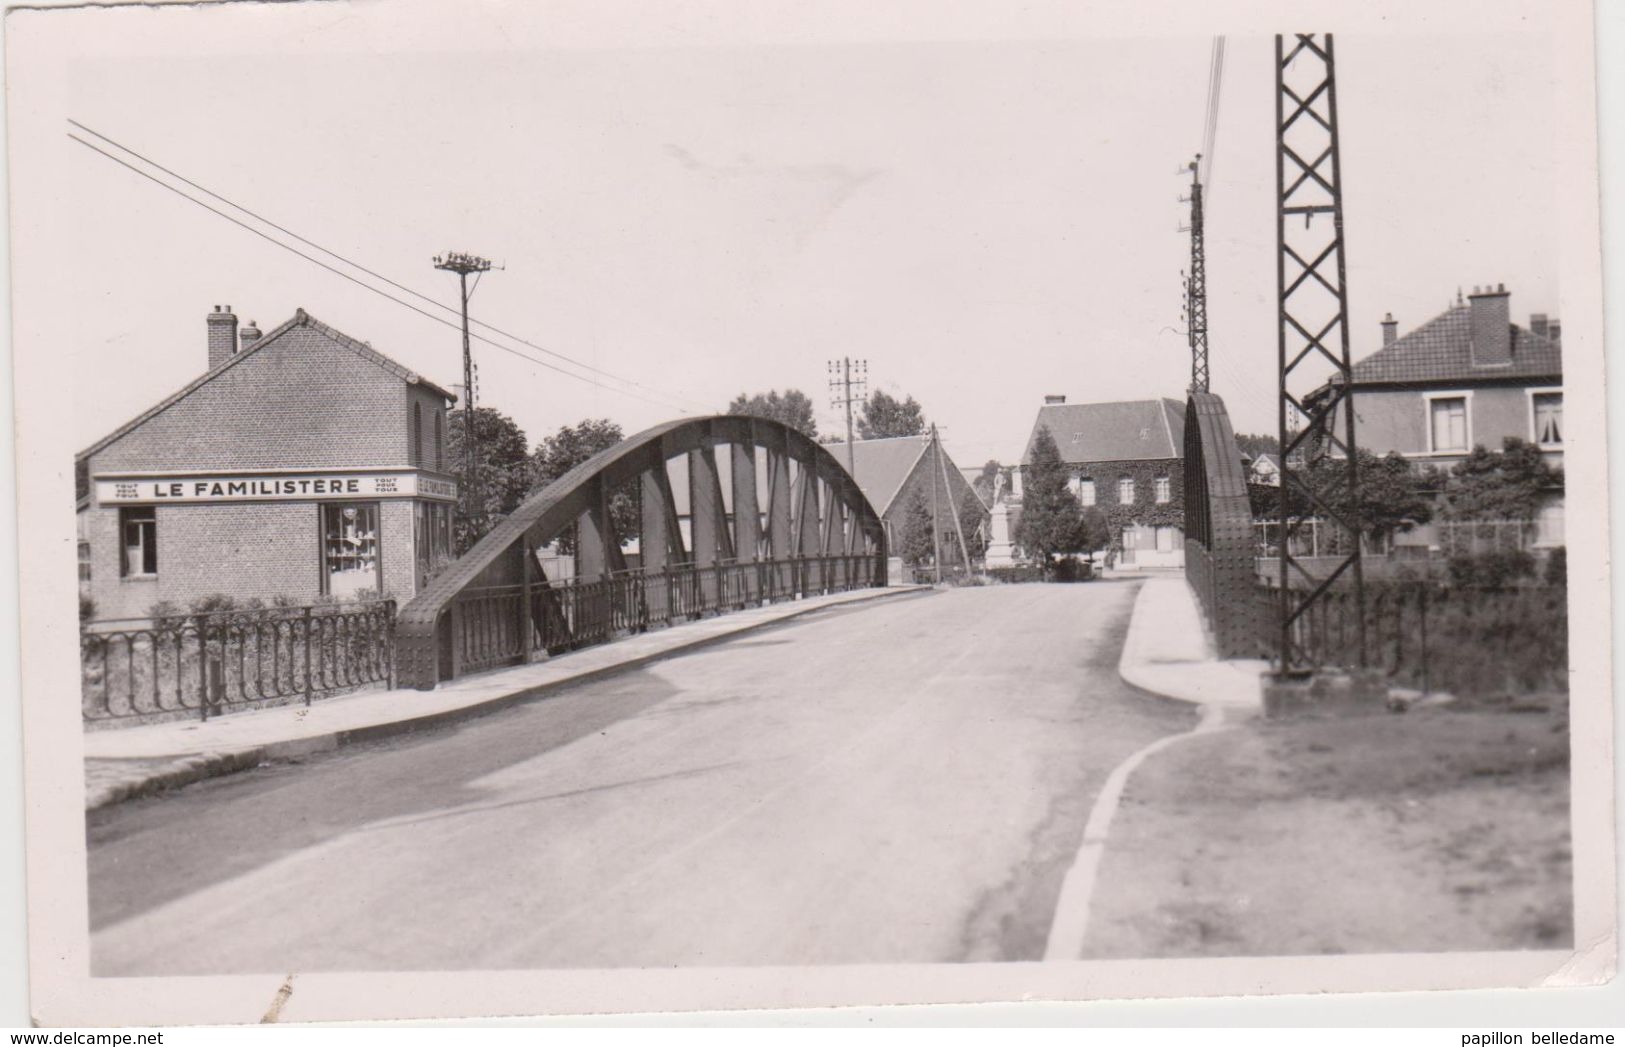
1018,396 -> 1187,568
1308,284 -> 1564,552
822,435 -> 986,557
76,305 -> 459,620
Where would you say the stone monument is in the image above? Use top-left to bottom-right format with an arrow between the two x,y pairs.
984,469 -> 1020,568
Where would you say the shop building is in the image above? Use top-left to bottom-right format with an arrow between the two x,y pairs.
76,305 -> 459,620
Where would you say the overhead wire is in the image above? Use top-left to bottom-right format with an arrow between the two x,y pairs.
66,120 -> 711,414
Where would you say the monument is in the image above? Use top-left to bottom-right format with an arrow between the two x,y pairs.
984,469 -> 1020,568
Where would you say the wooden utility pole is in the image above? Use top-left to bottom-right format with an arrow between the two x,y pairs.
434,251 -> 494,542
935,426 -> 973,571
827,357 -> 867,478
928,426 -> 942,584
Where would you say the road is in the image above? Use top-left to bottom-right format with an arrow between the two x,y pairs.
88,579 -> 1194,973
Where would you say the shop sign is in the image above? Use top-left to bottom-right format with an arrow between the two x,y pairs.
94,470 -> 459,505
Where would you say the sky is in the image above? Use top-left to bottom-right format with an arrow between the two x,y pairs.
24,2 -> 1561,469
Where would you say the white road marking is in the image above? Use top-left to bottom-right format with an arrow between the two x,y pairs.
1042,701 -> 1229,961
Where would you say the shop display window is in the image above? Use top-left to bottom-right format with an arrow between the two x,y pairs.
322,502 -> 381,598
414,500 -> 453,583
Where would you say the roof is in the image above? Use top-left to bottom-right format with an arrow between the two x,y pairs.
820,435 -> 932,516
76,309 -> 456,463
1350,304 -> 1562,385
1021,398 -> 1186,465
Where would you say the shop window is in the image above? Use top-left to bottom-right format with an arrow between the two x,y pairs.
322,503 -> 381,598
1532,392 -> 1562,448
414,500 -> 454,581
1154,477 -> 1171,504
1117,477 -> 1135,504
120,507 -> 157,578
1428,395 -> 1469,453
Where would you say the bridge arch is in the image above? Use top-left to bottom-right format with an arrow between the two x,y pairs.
1182,392 -> 1258,658
398,415 -> 888,688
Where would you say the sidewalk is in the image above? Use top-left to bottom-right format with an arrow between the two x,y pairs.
84,584 -> 932,809
1116,574 -> 1266,712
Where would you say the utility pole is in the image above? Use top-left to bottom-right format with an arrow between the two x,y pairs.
933,425 -> 973,571
1273,33 -> 1364,673
928,424 -> 943,585
1180,154 -> 1210,394
434,251 -> 494,544
827,357 -> 867,478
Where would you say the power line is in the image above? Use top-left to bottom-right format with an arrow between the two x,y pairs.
66,121 -> 710,414
1200,37 -> 1227,194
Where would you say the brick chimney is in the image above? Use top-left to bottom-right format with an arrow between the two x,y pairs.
1044,394 -> 1066,405
1529,313 -> 1549,338
1381,312 -> 1397,346
1468,284 -> 1512,366
207,304 -> 239,370
1547,318 -> 1562,346
238,319 -> 262,350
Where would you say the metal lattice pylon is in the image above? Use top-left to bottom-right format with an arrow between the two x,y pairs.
1274,33 -> 1365,673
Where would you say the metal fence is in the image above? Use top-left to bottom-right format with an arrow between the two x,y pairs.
447,554 -> 882,679
1255,579 -> 1567,696
81,601 -> 396,723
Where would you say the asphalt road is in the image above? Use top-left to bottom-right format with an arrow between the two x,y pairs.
89,579 -> 1194,973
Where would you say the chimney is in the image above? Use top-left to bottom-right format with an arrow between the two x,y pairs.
1547,318 -> 1561,347
207,304 -> 239,370
1381,312 -> 1397,346
1529,313 -> 1549,338
239,319 -> 262,350
1468,284 -> 1512,366
1044,394 -> 1067,405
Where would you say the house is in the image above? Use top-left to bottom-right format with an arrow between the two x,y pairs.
1246,452 -> 1281,487
1309,284 -> 1564,550
1018,395 -> 1187,568
76,305 -> 459,620
821,435 -> 986,557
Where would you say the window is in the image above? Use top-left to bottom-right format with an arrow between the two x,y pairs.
1117,477 -> 1135,504
434,411 -> 445,472
1428,395 -> 1469,453
1154,477 -> 1171,504
78,541 -> 92,584
413,403 -> 424,467
1075,478 -> 1096,506
1532,391 -> 1563,447
1155,525 -> 1177,553
322,503 -> 381,598
120,507 -> 157,577
414,501 -> 454,582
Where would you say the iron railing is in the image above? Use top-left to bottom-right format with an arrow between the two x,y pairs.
1255,580 -> 1567,696
81,601 -> 396,723
447,554 -> 882,679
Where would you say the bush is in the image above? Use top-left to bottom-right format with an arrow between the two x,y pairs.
188,593 -> 238,616
1447,549 -> 1536,588
1051,556 -> 1093,583
1543,547 -> 1567,587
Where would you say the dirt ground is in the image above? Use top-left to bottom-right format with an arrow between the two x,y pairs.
1081,698 -> 1572,958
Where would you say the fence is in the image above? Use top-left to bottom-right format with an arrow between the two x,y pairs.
81,600 -> 396,723
446,554 -> 882,679
1255,580 -> 1567,696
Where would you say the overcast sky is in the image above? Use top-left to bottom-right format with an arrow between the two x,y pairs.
24,2 -> 1560,467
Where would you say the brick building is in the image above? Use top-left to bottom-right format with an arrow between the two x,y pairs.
1018,395 -> 1187,568
76,305 -> 459,620
1307,284 -> 1564,551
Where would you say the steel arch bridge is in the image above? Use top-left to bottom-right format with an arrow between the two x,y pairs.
397,415 -> 889,689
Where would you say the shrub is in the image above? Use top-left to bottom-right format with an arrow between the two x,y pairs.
1447,549 -> 1536,588
188,593 -> 238,616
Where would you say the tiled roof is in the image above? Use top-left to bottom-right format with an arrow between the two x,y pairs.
821,436 -> 933,516
1351,304 -> 1562,384
1021,398 -> 1185,465
76,309 -> 456,462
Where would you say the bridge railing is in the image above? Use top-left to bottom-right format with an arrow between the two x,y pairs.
445,554 -> 882,681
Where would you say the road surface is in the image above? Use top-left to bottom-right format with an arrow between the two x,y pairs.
89,579 -> 1194,973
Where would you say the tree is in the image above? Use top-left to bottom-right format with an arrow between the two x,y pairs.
1234,432 -> 1281,459
727,390 -> 818,439
1078,506 -> 1112,559
958,488 -> 989,561
1442,438 -> 1561,521
897,489 -> 937,567
971,459 -> 1002,503
857,390 -> 926,439
530,419 -> 637,552
1013,425 -> 1088,569
445,407 -> 532,553
1337,450 -> 1435,546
